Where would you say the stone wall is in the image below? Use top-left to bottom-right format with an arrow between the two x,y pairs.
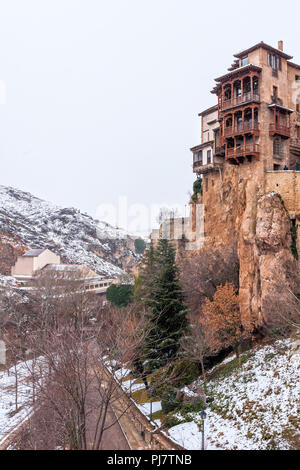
265,171 -> 300,217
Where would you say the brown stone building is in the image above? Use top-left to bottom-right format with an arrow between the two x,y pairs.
189,41 -> 300,325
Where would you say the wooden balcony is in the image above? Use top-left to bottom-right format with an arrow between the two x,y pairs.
224,120 -> 259,137
215,144 -> 225,156
290,138 -> 300,155
221,92 -> 260,111
226,143 -> 260,162
193,158 -> 224,175
269,123 -> 290,138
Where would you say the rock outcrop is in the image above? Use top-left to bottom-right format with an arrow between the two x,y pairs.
189,164 -> 300,326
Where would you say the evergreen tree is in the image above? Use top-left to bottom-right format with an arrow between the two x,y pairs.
135,242 -> 157,305
143,239 -> 189,371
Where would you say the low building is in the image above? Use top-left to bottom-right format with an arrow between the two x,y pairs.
11,248 -> 61,279
11,248 -> 114,295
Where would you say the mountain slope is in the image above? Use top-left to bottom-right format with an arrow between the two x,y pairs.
0,185 -> 140,277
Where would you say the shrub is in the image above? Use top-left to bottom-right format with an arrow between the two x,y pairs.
161,387 -> 181,414
163,414 -> 183,429
150,358 -> 199,396
181,398 -> 205,414
106,284 -> 134,307
168,358 -> 199,388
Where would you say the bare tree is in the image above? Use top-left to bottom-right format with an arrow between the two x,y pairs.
180,320 -> 214,388
10,297 -> 151,450
180,245 -> 239,322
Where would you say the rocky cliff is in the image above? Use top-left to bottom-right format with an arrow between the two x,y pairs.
191,164 -> 300,326
0,186 -> 141,277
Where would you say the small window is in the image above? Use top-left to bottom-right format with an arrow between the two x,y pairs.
241,56 -> 248,67
207,150 -> 212,164
205,177 -> 208,192
277,57 -> 281,71
297,103 -> 300,113
273,137 -> 282,156
296,75 -> 300,82
193,151 -> 202,164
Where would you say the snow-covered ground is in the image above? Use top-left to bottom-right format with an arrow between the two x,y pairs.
0,360 -> 35,447
169,339 -> 300,450
0,275 -> 16,288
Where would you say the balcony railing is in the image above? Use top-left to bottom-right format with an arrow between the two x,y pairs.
215,144 -> 225,156
221,92 -> 260,111
269,123 -> 290,138
290,138 -> 300,154
226,143 -> 260,159
224,120 -> 259,137
193,159 -> 224,175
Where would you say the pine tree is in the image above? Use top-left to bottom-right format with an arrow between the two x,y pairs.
135,242 -> 157,305
143,239 -> 189,371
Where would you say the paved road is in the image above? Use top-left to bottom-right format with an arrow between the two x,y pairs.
98,405 -> 130,450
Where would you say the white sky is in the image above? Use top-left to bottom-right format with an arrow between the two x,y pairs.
0,0 -> 299,231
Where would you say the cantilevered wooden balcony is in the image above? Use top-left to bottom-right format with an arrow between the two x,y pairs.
221,92 -> 260,112
290,138 -> 300,155
226,143 -> 260,162
193,157 -> 224,175
269,123 -> 290,138
224,120 -> 259,137
215,144 -> 225,156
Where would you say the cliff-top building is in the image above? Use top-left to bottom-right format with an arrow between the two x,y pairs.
192,40 -> 300,174
188,41 -> 300,325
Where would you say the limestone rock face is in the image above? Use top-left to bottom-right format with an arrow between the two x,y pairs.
193,162 -> 299,326
255,194 -> 292,253
239,192 -> 298,325
240,191 -> 300,326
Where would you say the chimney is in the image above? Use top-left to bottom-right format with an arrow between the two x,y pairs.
278,40 -> 284,51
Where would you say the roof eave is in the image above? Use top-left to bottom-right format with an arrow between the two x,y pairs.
233,42 -> 293,61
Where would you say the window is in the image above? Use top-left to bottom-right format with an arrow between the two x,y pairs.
296,75 -> 300,82
297,102 -> 300,113
268,53 -> 281,73
205,177 -> 208,192
273,137 -> 282,156
207,150 -> 212,164
277,57 -> 282,71
268,53 -> 272,66
241,56 -> 248,67
193,150 -> 202,164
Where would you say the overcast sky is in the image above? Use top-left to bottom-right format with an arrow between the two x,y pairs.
0,0 -> 299,232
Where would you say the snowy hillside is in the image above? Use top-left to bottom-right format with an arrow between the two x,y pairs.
0,185 -> 140,277
169,339 -> 300,450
